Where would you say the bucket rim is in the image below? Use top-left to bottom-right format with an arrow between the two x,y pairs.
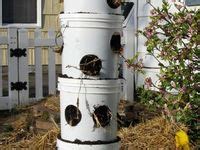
59,13 -> 124,21
58,77 -> 121,85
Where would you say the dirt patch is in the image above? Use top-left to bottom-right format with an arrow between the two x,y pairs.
119,117 -> 190,150
65,105 -> 82,126
92,105 -> 112,127
110,32 -> 122,53
0,96 -> 197,149
80,54 -> 102,76
107,0 -> 121,9
0,96 -> 60,149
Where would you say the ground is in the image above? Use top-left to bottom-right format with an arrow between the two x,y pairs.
0,96 -> 198,149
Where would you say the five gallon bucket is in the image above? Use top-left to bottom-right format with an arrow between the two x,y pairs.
60,14 -> 124,79
58,77 -> 120,141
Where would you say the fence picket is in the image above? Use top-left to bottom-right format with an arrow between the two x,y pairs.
8,28 -> 18,107
48,29 -> 56,95
0,49 -> 2,97
35,29 -> 43,99
0,28 -> 62,110
18,29 -> 29,104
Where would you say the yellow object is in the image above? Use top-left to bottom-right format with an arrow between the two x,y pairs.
175,130 -> 190,150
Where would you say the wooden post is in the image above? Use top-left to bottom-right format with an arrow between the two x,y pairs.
0,48 -> 2,97
34,29 -> 43,99
18,29 -> 29,104
8,28 -> 18,107
48,29 -> 56,95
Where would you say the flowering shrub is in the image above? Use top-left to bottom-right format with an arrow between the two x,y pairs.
138,1 -> 199,140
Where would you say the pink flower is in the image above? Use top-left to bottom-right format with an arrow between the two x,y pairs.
184,103 -> 192,110
185,13 -> 193,24
176,18 -> 184,24
145,77 -> 153,88
145,28 -> 154,38
159,88 -> 166,94
174,2 -> 184,10
188,27 -> 194,34
150,9 -> 157,15
137,59 -> 144,68
179,86 -> 187,93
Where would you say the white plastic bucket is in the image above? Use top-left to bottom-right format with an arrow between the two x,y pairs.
64,0 -> 121,15
60,14 -> 124,79
57,137 -> 120,150
58,77 -> 120,142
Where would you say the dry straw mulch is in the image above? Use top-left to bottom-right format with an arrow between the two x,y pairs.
0,128 -> 59,150
119,117 -> 188,150
1,117 -> 189,150
0,96 -> 195,150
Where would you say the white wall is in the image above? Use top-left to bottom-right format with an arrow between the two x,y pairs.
134,0 -> 199,90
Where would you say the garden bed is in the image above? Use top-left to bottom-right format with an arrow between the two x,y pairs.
0,96 -> 198,149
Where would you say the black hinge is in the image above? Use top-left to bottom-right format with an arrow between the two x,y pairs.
11,82 -> 27,91
10,48 -> 27,57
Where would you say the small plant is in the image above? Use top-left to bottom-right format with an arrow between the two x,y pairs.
120,52 -> 145,74
136,87 -> 163,111
138,0 -> 199,141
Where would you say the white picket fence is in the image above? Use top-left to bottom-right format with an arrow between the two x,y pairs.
0,28 -> 62,110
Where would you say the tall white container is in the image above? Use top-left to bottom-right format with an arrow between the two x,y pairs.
57,138 -> 120,150
60,14 -> 124,79
58,77 -> 120,141
64,0 -> 121,14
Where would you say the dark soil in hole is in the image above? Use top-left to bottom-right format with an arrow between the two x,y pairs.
107,0 -> 121,9
65,105 -> 82,126
80,55 -> 102,76
110,33 -> 122,53
92,105 -> 112,127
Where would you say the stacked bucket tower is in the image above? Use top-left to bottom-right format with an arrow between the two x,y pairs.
57,0 -> 124,149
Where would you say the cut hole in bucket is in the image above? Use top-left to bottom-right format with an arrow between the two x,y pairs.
65,105 -> 82,126
80,54 -> 102,76
107,0 -> 121,9
110,33 -> 122,53
92,105 -> 112,127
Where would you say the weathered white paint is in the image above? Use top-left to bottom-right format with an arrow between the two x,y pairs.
37,0 -> 42,27
18,29 -> 29,105
0,97 -> 10,110
0,37 -> 8,44
35,29 -> 43,99
48,29 -> 56,95
0,28 -> 62,110
8,28 -> 18,108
